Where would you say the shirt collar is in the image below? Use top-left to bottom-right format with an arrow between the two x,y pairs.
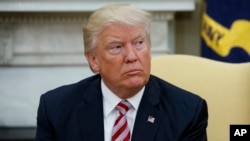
101,79 -> 145,117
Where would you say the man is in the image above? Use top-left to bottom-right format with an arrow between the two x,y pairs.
36,4 -> 208,141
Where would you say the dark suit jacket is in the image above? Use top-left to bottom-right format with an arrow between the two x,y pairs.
36,74 -> 208,141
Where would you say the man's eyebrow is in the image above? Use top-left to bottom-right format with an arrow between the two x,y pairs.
107,39 -> 120,43
133,32 -> 145,40
105,38 -> 122,46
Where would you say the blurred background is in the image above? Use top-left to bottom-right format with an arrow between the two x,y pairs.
0,0 -> 249,140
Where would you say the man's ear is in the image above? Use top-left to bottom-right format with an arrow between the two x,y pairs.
85,52 -> 99,73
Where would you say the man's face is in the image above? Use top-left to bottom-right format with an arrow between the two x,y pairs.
86,23 -> 151,97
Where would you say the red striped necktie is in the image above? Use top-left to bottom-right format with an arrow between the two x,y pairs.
112,100 -> 132,141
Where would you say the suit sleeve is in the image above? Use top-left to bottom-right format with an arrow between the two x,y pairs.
182,99 -> 208,141
35,94 -> 56,141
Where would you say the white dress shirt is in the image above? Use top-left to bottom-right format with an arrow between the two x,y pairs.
101,80 -> 144,141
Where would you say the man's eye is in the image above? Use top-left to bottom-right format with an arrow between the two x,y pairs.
134,40 -> 145,50
108,45 -> 123,55
138,40 -> 143,44
114,46 -> 122,49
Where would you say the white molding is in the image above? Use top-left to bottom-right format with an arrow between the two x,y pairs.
0,12 -> 173,23
0,11 -> 174,66
0,23 -> 13,65
0,0 -> 195,12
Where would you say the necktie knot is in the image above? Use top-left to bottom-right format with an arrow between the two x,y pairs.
116,100 -> 132,115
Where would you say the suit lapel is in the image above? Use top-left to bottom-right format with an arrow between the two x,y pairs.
76,76 -> 104,141
131,78 -> 165,141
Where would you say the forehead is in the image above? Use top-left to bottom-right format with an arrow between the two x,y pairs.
99,23 -> 146,41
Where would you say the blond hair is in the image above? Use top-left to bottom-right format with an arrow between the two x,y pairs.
83,4 -> 152,53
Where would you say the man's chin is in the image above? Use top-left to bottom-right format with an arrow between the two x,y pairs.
126,77 -> 147,88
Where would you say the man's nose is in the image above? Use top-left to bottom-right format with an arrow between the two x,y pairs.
123,45 -> 137,63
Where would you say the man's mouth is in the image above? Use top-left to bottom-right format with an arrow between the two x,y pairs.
125,69 -> 142,75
